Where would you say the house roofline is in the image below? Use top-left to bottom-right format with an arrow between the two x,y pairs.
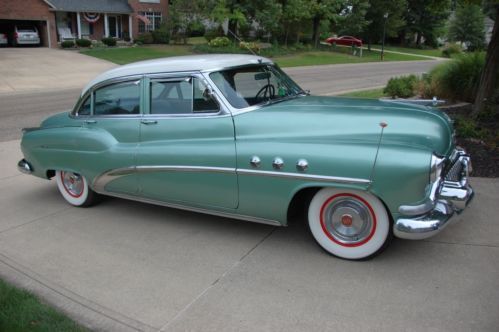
43,0 -> 56,9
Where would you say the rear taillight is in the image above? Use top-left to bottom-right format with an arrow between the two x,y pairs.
14,32 -> 18,39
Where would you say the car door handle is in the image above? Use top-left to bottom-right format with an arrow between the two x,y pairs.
141,119 -> 158,125
84,120 -> 97,124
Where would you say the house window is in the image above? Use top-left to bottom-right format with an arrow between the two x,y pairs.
138,11 -> 162,33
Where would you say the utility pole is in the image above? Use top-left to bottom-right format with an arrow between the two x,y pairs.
381,13 -> 389,61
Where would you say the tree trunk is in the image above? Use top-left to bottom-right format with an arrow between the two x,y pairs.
473,19 -> 499,117
312,16 -> 320,48
284,25 -> 289,47
416,31 -> 422,45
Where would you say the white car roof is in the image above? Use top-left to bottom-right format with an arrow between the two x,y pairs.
82,54 -> 273,96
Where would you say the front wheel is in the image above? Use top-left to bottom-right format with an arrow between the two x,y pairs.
308,188 -> 391,260
55,170 -> 97,207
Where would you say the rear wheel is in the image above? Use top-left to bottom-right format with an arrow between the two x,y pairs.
308,188 -> 391,260
55,170 -> 97,207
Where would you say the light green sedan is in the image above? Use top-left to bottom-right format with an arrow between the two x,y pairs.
18,54 -> 474,260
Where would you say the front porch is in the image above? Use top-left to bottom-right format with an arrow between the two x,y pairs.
55,11 -> 134,43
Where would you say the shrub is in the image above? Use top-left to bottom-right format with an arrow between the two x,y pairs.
188,21 -> 205,37
239,41 -> 260,53
383,75 -> 419,98
204,28 -> 222,42
209,36 -> 231,47
135,33 -> 154,45
75,38 -> 91,47
60,40 -> 75,48
152,29 -> 170,44
426,52 -> 485,102
101,37 -> 116,46
441,44 -> 462,58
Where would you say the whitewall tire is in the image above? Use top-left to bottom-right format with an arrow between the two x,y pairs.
308,188 -> 391,260
55,170 -> 96,207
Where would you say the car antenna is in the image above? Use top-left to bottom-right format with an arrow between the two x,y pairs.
226,28 -> 259,57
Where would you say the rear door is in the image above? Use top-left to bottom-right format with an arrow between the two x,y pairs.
137,74 -> 238,209
75,78 -> 142,195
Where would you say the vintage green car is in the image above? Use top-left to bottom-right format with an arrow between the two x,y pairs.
18,54 -> 473,260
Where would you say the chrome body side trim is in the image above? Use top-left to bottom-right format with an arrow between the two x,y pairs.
92,190 -> 282,227
93,165 -> 371,193
236,168 -> 371,184
394,149 -> 474,240
17,159 -> 33,174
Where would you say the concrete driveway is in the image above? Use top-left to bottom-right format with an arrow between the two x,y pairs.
0,139 -> 498,331
0,48 -> 115,94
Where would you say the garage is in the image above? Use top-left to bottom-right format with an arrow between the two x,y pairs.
0,19 -> 49,47
0,0 -> 58,48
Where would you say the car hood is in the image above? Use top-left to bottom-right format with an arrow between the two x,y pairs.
244,96 -> 454,156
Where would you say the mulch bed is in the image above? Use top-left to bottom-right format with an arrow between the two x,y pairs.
439,102 -> 498,178
455,137 -> 499,178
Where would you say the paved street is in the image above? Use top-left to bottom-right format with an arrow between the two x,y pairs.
1,49 -> 497,331
0,49 -> 440,142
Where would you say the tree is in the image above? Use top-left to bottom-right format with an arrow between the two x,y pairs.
310,0 -> 345,47
405,0 -> 451,46
337,0 -> 371,36
473,2 -> 499,116
253,1 -> 283,42
281,0 -> 312,45
362,0 -> 407,50
448,3 -> 486,51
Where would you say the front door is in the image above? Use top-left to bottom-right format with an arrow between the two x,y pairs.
137,75 -> 238,209
108,16 -> 121,38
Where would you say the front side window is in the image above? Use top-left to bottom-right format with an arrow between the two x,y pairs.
77,96 -> 91,116
150,77 -> 219,115
94,81 -> 140,115
209,64 -> 305,109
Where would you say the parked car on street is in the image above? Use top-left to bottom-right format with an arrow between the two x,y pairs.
0,32 -> 8,46
13,25 -> 40,46
326,35 -> 363,47
18,55 -> 473,260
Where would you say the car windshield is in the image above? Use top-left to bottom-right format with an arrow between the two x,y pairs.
17,26 -> 36,32
209,64 -> 305,109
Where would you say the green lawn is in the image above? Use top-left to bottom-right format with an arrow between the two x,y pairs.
0,278 -> 86,332
339,88 -> 386,99
370,44 -> 443,57
82,43 -> 429,67
274,49 -> 427,67
81,44 -> 193,65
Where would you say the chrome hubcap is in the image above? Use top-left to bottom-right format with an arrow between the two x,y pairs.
61,171 -> 84,197
322,197 -> 374,245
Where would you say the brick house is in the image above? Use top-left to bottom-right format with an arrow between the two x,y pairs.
0,0 -> 168,48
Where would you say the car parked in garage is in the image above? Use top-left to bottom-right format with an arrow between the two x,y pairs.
17,54 -> 473,260
13,25 -> 40,46
0,32 -> 8,46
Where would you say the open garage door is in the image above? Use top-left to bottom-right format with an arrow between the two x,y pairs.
0,19 -> 51,47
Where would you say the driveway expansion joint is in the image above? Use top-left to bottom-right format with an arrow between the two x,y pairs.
0,253 -> 157,332
158,227 -> 277,331
0,207 -> 71,235
422,239 -> 499,248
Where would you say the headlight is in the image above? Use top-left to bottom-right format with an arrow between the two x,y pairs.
430,154 -> 445,183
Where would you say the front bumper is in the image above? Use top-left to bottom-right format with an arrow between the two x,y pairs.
394,149 -> 474,240
18,159 -> 33,174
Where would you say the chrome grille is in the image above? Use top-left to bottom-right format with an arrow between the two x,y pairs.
445,160 -> 463,182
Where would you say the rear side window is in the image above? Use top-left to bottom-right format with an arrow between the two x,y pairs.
150,77 -> 218,115
94,81 -> 140,115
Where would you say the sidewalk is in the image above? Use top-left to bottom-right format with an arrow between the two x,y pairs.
1,139 -> 498,331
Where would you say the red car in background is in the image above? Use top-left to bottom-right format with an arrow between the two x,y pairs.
326,35 -> 362,47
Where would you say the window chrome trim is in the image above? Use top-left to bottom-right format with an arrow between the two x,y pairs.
145,72 -> 228,117
71,75 -> 144,118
